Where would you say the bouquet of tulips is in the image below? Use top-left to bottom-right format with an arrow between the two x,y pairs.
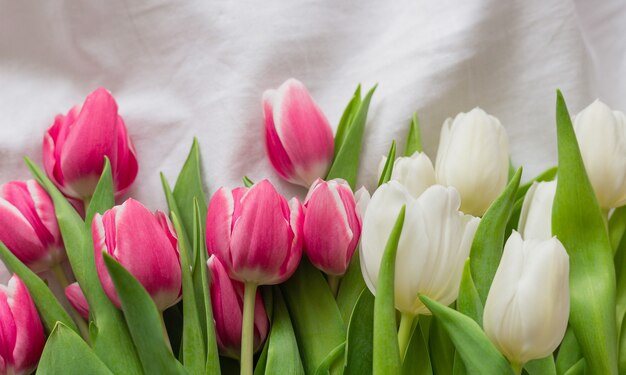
0,79 -> 623,375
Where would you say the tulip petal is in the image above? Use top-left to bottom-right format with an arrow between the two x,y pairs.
0,198 -> 48,270
9,276 -> 45,373
0,287 -> 16,370
43,107 -> 79,191
113,116 -> 139,197
206,187 -> 235,272
264,90 -> 296,183
93,211 -> 120,307
65,283 -> 90,320
59,88 -> 119,198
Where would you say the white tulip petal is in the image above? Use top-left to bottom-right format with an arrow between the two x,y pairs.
518,181 -> 556,240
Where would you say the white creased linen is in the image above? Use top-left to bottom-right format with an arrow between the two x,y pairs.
0,0 -> 625,209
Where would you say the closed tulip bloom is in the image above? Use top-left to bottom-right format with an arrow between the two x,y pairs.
0,274 -> 45,375
206,180 -> 303,285
378,152 -> 436,198
484,231 -> 569,367
43,88 -> 138,200
263,79 -> 334,187
360,182 -> 480,315
0,180 -> 64,273
573,100 -> 626,209
65,282 -> 90,320
93,199 -> 181,311
518,181 -> 557,240
208,256 -> 269,359
303,179 -> 361,276
435,108 -> 509,216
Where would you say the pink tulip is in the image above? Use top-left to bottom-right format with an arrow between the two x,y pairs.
206,179 -> 303,285
0,180 -> 64,273
93,199 -> 181,311
0,275 -> 45,375
208,256 -> 269,359
303,179 -> 362,276
43,88 -> 138,200
263,79 -> 334,187
65,282 -> 89,320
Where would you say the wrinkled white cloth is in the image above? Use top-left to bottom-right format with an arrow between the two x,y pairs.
1,0 -> 625,209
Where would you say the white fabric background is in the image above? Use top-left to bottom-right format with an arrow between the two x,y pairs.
1,0 -> 625,209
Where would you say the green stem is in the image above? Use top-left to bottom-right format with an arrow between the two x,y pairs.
160,312 -> 173,353
397,312 -> 416,361
51,264 -> 90,342
510,361 -> 523,375
241,282 -> 258,375
327,275 -> 341,298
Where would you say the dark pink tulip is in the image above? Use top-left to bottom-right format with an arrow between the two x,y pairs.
65,282 -> 89,320
0,180 -> 64,273
206,180 -> 303,285
93,199 -> 181,311
43,88 -> 138,200
303,179 -> 362,276
263,79 -> 334,187
208,256 -> 268,359
0,275 -> 45,375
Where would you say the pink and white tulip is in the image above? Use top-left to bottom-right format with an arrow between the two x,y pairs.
0,180 -> 64,273
303,179 -> 362,276
93,199 -> 181,311
65,282 -> 90,320
208,256 -> 269,359
263,79 -> 334,187
43,88 -> 138,200
0,274 -> 45,375
206,179 -> 303,285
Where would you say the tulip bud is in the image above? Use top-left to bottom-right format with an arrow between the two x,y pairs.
483,231 -> 569,366
43,88 -> 138,200
303,179 -> 361,276
93,199 -> 181,311
208,256 -> 269,359
263,79 -> 334,187
65,282 -> 90,320
518,181 -> 556,240
0,274 -> 45,375
206,180 -> 303,285
573,100 -> 626,209
0,180 -> 64,273
378,152 -> 436,198
360,182 -> 480,315
435,108 -> 509,216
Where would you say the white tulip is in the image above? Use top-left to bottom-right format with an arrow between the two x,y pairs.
354,186 -> 371,219
360,181 -> 480,316
435,107 -> 510,216
518,180 -> 557,240
573,100 -> 626,209
483,231 -> 569,367
377,152 -> 436,198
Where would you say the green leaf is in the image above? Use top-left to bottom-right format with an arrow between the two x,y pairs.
555,328 -> 581,375
419,296 -> 513,375
103,254 -> 187,375
281,259 -> 345,374
552,90 -> 617,375
264,287 -> 305,375
619,314 -> 626,374
84,157 -> 115,226
37,323 -> 113,375
171,213 -> 206,374
377,141 -> 397,186
326,86 -> 377,188
26,158 -> 142,374
515,166 -> 558,201
405,112 -> 423,155
610,206 -> 626,254
315,343 -> 345,375
334,85 -> 362,158
563,359 -> 585,375
173,138 -> 208,252
525,356 -> 557,375
373,206 -> 406,375
254,338 -> 270,375
402,317 -> 432,375
614,230 -> 626,341
191,200 -> 221,375
429,315 -> 455,375
504,197 -> 524,240
336,253 -> 367,324
0,242 -> 77,333
344,289 -> 374,375
243,176 -> 255,188
457,259 -> 483,326
470,167 -> 522,304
